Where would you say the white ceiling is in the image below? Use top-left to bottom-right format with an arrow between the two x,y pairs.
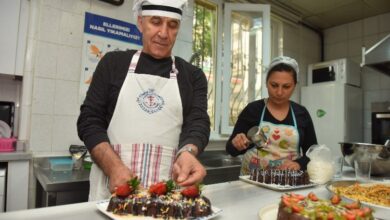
228,0 -> 390,30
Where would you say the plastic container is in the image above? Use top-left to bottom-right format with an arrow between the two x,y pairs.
0,138 -> 16,152
49,157 -> 73,172
83,156 -> 92,170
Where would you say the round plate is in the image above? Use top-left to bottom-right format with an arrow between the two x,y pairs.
258,203 -> 278,220
0,120 -> 11,138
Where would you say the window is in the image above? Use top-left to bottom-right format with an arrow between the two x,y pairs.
192,1 -> 271,138
192,0 -> 218,131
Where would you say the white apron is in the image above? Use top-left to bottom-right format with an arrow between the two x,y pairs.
241,100 -> 300,175
89,51 -> 183,201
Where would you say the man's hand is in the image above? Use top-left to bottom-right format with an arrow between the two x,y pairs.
90,142 -> 133,193
108,164 -> 133,193
173,152 -> 206,186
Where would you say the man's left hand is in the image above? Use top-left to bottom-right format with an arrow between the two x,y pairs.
173,152 -> 206,186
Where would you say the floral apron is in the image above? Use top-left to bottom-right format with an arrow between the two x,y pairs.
88,51 -> 183,201
241,100 -> 300,175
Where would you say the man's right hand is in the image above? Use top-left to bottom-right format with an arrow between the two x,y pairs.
90,142 -> 133,193
108,164 -> 133,193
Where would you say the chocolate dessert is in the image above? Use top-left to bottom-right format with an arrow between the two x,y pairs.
250,168 -> 311,186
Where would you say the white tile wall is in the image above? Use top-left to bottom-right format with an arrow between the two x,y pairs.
53,80 -> 79,115
363,16 -> 379,36
324,12 -> 390,143
56,46 -> 82,81
38,6 -> 62,43
23,0 -> 194,155
30,114 -> 53,152
34,42 -> 58,79
59,11 -> 84,47
31,78 -> 55,114
52,115 -> 83,152
347,20 -> 363,40
379,13 -> 390,33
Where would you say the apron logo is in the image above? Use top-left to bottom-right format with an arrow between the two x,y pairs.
137,89 -> 165,114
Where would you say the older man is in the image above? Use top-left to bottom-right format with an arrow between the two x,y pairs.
77,0 -> 210,201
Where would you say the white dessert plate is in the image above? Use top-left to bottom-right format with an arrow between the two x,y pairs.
0,120 -> 11,138
258,203 -> 278,220
239,175 -> 318,191
96,199 -> 222,220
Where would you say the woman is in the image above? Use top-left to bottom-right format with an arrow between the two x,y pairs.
226,56 -> 317,175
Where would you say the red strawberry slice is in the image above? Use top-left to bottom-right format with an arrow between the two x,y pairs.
307,192 -> 318,201
181,185 -> 200,198
115,183 -> 132,197
331,194 -> 341,204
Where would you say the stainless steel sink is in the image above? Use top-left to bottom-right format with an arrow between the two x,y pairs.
198,151 -> 242,184
202,158 -> 242,167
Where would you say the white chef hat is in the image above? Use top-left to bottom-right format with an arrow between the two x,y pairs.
133,0 -> 188,20
267,56 -> 299,76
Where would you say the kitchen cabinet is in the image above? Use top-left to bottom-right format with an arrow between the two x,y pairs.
0,151 -> 31,212
0,0 -> 28,76
34,159 -> 90,207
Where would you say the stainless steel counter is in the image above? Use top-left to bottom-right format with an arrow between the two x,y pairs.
34,165 -> 90,207
0,180 -> 329,220
0,151 -> 31,161
34,166 -> 90,192
1,170 -> 389,220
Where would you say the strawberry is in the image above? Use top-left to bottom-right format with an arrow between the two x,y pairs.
345,201 -> 360,209
361,207 -> 372,216
330,194 -> 341,204
308,192 -> 318,201
327,211 -> 335,220
290,193 -> 305,201
291,204 -> 303,213
115,184 -> 132,197
115,176 -> 140,197
181,185 -> 201,198
149,180 -> 175,195
149,182 -> 167,195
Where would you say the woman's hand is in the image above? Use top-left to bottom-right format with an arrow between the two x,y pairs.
276,159 -> 300,170
232,133 -> 250,151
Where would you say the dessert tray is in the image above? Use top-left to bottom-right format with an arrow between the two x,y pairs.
258,203 -> 278,220
239,175 -> 318,191
326,180 -> 390,219
96,200 -> 223,220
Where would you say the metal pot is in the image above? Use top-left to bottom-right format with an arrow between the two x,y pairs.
339,142 -> 390,175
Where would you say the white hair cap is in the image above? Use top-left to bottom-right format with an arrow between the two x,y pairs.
267,56 -> 299,75
133,0 -> 188,20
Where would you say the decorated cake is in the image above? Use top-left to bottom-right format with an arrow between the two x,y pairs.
277,192 -> 374,220
249,168 -> 311,186
106,177 -> 212,219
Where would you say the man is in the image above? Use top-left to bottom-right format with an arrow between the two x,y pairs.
77,0 -> 210,201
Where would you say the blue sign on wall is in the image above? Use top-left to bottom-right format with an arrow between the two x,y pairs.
84,12 -> 142,46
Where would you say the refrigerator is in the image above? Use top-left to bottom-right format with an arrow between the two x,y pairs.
301,83 -> 363,157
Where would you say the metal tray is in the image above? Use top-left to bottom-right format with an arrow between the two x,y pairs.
239,175 -> 318,191
326,180 -> 390,219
